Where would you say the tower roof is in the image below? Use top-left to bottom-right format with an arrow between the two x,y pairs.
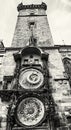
17,2 -> 47,11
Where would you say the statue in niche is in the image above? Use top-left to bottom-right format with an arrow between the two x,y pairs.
29,35 -> 37,46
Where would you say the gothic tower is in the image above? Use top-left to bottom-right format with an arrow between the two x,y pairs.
0,2 -> 71,130
12,2 -> 54,47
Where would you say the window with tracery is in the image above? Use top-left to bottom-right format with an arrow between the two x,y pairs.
63,58 -> 71,87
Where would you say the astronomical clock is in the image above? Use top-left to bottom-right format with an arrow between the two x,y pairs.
1,45 -> 56,130
19,68 -> 44,90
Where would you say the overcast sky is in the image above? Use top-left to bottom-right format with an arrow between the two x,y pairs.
0,0 -> 71,46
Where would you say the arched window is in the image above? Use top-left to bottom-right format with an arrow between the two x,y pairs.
63,57 -> 71,87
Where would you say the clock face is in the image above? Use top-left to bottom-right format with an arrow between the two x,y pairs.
16,97 -> 45,127
19,68 -> 44,90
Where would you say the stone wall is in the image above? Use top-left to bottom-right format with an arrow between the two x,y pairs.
0,46 -> 71,129
12,9 -> 53,47
44,47 -> 71,123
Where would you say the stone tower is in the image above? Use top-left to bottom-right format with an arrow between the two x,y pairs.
0,2 -> 71,130
12,2 -> 54,47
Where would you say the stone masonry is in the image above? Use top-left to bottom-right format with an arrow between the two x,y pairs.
0,2 -> 71,130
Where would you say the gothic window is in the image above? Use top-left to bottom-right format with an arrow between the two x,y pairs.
63,58 -> 71,87
67,116 -> 71,124
34,59 -> 39,64
24,59 -> 28,64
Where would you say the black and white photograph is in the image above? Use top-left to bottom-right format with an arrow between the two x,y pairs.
0,0 -> 71,130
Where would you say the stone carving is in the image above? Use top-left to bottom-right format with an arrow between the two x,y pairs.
19,68 -> 44,90
16,97 -> 45,127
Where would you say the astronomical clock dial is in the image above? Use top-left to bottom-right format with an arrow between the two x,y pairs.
19,68 -> 44,90
16,97 -> 45,127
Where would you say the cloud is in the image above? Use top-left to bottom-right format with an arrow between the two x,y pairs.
60,0 -> 71,12
47,0 -> 71,45
46,0 -> 71,13
61,0 -> 71,6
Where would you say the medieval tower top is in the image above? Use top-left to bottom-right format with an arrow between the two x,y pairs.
12,2 -> 54,47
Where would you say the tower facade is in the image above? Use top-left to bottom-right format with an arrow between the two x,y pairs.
12,2 -> 54,47
0,2 -> 71,130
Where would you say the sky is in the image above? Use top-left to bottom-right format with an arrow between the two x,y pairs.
0,0 -> 71,46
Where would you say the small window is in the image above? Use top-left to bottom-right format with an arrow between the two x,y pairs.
29,22 -> 35,29
35,59 -> 39,64
30,13 -> 34,15
30,22 -> 35,26
67,116 -> 71,124
29,59 -> 33,64
24,59 -> 28,64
